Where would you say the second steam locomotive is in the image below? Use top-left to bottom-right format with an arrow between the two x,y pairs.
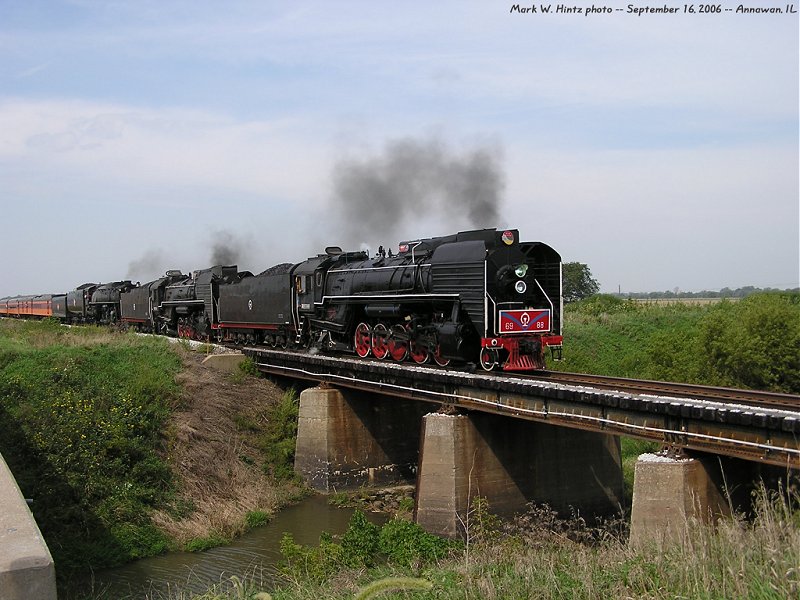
0,228 -> 563,371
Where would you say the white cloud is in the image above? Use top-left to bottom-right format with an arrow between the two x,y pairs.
0,98 -> 329,205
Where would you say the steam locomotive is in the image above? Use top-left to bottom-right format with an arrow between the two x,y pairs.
0,228 -> 563,371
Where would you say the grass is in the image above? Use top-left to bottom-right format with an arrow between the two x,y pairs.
0,319 -> 182,573
154,484 -> 798,599
551,292 -> 800,394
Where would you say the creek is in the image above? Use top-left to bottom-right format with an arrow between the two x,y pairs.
90,495 -> 385,599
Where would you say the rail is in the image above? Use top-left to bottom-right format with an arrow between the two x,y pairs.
243,348 -> 800,469
530,371 -> 799,411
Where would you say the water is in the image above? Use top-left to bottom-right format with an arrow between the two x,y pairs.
89,495 -> 385,599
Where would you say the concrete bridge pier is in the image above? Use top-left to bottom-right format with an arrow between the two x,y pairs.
294,386 -> 436,491
414,412 -> 625,538
629,453 -> 728,548
628,452 -> 793,548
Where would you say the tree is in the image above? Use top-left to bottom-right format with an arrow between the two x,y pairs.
562,262 -> 600,303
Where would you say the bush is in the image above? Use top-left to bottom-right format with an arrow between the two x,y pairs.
279,511 -> 457,586
260,389 -> 300,481
341,510 -> 380,567
378,517 -> 455,569
698,293 -> 800,392
554,292 -> 799,394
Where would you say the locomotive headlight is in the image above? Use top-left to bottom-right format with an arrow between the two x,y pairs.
514,280 -> 527,294
514,264 -> 528,278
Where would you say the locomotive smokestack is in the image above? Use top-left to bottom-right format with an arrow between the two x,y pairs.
331,136 -> 505,246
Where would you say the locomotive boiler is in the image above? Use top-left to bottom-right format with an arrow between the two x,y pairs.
120,270 -> 185,333
89,280 -> 135,325
158,266 -> 245,338
300,228 -> 562,370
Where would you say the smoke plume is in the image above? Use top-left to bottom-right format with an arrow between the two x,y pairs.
210,230 -> 246,266
127,249 -> 165,282
331,136 -> 505,245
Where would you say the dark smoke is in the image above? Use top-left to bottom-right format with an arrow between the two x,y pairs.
331,136 -> 504,244
210,230 -> 247,266
127,249 -> 165,281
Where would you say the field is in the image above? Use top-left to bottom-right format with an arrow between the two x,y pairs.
630,297 -> 739,305
550,292 -> 799,394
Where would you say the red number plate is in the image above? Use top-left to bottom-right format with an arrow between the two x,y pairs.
499,309 -> 551,334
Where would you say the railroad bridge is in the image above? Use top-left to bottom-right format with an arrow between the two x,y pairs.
244,348 -> 800,542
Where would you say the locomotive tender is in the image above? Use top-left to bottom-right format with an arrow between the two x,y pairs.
0,228 -> 563,371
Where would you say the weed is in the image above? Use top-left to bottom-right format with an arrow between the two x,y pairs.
245,510 -> 271,529
260,389 -> 299,481
328,492 -> 351,507
397,496 -> 415,514
238,357 -> 259,377
353,577 -> 433,599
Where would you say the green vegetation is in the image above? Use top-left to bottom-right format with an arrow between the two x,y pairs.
279,510 -> 458,587
166,486 -> 798,599
0,319 -> 182,573
562,262 -> 600,303
259,388 -> 300,481
552,292 -> 800,394
230,356 -> 260,384
245,510 -> 271,528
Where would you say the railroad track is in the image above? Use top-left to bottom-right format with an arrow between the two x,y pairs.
525,371 -> 799,412
230,339 -> 799,413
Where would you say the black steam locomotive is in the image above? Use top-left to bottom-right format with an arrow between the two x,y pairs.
121,228 -> 563,371
1,228 -> 563,372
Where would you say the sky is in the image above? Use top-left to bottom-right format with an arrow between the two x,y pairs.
0,0 -> 797,297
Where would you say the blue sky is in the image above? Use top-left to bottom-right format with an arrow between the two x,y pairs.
1,0 -> 797,296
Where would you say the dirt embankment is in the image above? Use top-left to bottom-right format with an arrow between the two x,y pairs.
152,349 -> 304,545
